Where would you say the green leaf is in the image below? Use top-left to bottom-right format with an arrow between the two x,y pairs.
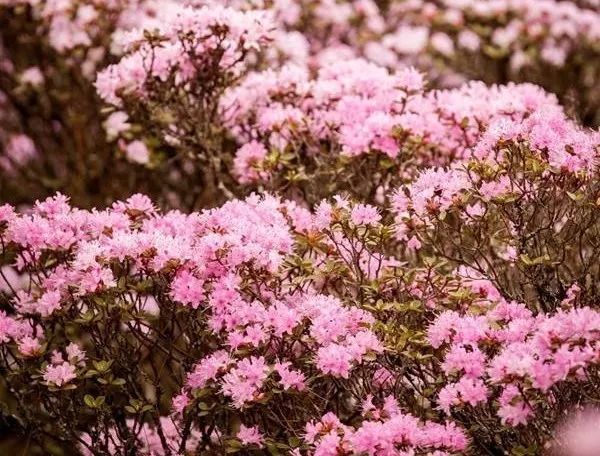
288,436 -> 301,448
84,395 -> 95,407
92,360 -> 112,373
510,445 -> 538,456
267,443 -> 281,455
198,402 -> 211,411
567,191 -> 584,202
225,439 -> 242,450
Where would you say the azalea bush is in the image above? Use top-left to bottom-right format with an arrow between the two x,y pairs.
224,60 -> 561,202
391,107 -> 600,453
2,0 -> 599,207
1,111 -> 600,454
381,0 -> 600,126
0,0 -> 150,207
0,192 -> 472,454
1,0 -> 600,455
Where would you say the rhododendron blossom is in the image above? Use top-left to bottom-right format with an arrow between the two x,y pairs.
1,0 -> 600,454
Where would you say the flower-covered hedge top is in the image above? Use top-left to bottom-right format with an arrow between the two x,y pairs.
0,191 -> 475,454
224,58 -> 563,201
1,112 -> 600,454
95,3 -> 274,106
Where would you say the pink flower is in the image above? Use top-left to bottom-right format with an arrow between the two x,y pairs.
442,345 -> 486,378
455,377 -> 488,407
221,356 -> 269,408
274,361 -> 306,391
124,140 -> 150,164
20,67 -> 44,86
0,311 -> 30,343
479,176 -> 511,201
407,235 -> 422,250
430,32 -> 455,56
541,45 -> 567,67
1,134 -> 37,172
36,290 -> 62,317
350,204 -> 381,226
316,344 -> 353,378
66,343 -> 86,365
313,432 -> 342,456
172,394 -> 190,414
18,336 -> 42,357
186,351 -> 230,390
438,383 -> 459,414
458,30 -> 480,51
233,141 -> 269,184
43,361 -> 77,387
237,425 -> 264,447
498,386 -> 532,426
170,269 -> 205,308
104,111 -> 130,139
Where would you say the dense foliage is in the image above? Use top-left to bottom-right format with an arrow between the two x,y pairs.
0,0 -> 599,455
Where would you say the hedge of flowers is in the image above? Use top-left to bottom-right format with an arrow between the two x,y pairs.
0,0 -> 599,455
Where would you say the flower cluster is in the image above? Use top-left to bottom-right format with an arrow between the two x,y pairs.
96,4 -> 273,106
304,406 -> 467,455
1,0 -> 600,455
0,193 -> 443,454
225,57 -> 560,202
392,108 -> 599,242
0,0 -> 176,75
95,3 -> 273,178
0,0 -> 197,207
430,285 -> 600,428
385,0 -> 600,124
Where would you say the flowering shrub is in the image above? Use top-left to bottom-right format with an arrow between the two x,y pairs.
95,3 -> 274,206
392,108 -> 600,299
0,0 -> 182,207
1,0 -> 600,454
385,0 -> 600,125
389,107 -> 600,452
224,59 -> 562,202
0,193 -> 473,454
